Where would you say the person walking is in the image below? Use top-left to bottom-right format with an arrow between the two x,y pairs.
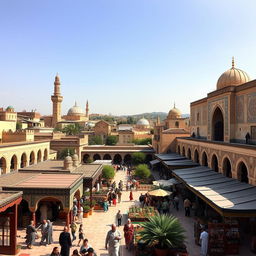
70,221 -> 77,242
116,210 -> 122,227
199,226 -> 209,256
78,205 -> 84,223
184,198 -> 192,217
129,190 -> 133,201
25,220 -> 37,249
105,224 -> 122,256
72,203 -> 78,222
40,219 -> 48,245
117,190 -> 122,203
103,199 -> 108,212
123,219 -> 134,250
77,224 -> 84,246
46,220 -> 53,245
112,192 -> 117,206
59,226 -> 72,256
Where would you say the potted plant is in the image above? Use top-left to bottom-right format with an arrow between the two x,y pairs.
138,214 -> 186,256
83,205 -> 91,218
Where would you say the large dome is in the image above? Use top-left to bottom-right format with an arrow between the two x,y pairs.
167,105 -> 181,119
137,118 -> 150,126
67,102 -> 84,116
217,58 -> 250,90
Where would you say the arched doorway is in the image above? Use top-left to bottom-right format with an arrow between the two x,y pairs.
113,154 -> 122,164
93,154 -> 101,161
10,155 -> 18,172
211,154 -> 219,172
212,107 -> 224,141
0,157 -> 7,174
124,154 -> 132,165
103,154 -> 111,160
29,151 -> 35,165
20,153 -> 27,168
237,162 -> 249,183
194,149 -> 199,163
37,150 -> 42,163
36,197 -> 64,222
177,146 -> 181,155
43,149 -> 48,161
187,148 -> 191,160
18,199 -> 30,227
202,152 -> 208,167
223,157 -> 232,178
145,154 -> 153,163
182,147 -> 185,156
83,154 -> 90,163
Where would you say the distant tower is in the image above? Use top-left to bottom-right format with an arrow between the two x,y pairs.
51,73 -> 63,127
86,100 -> 89,118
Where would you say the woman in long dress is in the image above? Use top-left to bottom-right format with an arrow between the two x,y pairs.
123,219 -> 134,250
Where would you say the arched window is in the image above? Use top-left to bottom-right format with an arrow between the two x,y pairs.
202,152 -> 208,167
194,150 -> 199,163
175,121 -> 179,128
187,148 -> 191,159
0,157 -> 7,174
212,107 -> 224,141
237,162 -> 248,183
223,157 -> 232,178
10,155 -> 18,172
211,154 -> 218,172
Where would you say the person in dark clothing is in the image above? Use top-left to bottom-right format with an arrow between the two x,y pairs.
246,132 -> 251,144
59,226 -> 72,256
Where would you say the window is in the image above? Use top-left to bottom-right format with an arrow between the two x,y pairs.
0,216 -> 10,246
197,112 -> 200,123
175,121 -> 179,128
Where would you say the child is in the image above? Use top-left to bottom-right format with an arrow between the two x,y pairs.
77,224 -> 84,246
116,210 -> 122,227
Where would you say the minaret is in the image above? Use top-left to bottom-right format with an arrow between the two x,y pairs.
51,73 -> 63,127
86,100 -> 89,118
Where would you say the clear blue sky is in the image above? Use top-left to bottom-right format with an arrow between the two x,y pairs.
1,0 -> 256,116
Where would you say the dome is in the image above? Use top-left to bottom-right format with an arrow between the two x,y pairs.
72,154 -> 79,161
137,118 -> 150,126
217,58 -> 250,90
64,155 -> 72,162
6,106 -> 14,111
67,102 -> 84,116
167,104 -> 182,119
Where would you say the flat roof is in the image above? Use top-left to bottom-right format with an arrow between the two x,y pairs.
155,153 -> 186,161
0,140 -> 50,148
72,164 -> 102,182
173,166 -> 256,216
20,160 -> 68,172
163,159 -> 199,167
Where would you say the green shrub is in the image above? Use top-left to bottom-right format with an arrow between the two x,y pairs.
58,148 -> 75,159
83,205 -> 91,212
102,165 -> 115,179
135,164 -> 150,179
105,135 -> 118,145
132,152 -> 146,165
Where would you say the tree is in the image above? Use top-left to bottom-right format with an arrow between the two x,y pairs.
127,116 -> 136,124
62,123 -> 82,135
89,135 -> 103,145
135,164 -> 151,179
106,135 -> 118,145
102,165 -> 115,179
16,122 -> 22,130
58,148 -> 75,159
133,138 -> 152,145
132,152 -> 146,165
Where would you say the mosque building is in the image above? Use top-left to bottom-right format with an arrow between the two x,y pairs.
43,74 -> 89,128
176,58 -> 256,185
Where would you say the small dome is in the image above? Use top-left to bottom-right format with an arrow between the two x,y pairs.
64,155 -> 72,162
67,102 -> 84,116
217,58 -> 250,90
167,105 -> 181,119
72,154 -> 79,161
137,118 -> 150,126
6,106 -> 14,111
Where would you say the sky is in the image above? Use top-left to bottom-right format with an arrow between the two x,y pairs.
1,0 -> 256,116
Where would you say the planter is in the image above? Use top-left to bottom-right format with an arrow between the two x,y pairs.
83,212 -> 89,218
94,204 -> 104,210
89,209 -> 92,215
155,248 -> 168,256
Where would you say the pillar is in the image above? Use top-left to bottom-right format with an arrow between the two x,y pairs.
31,211 -> 36,226
66,211 -> 70,229
90,185 -> 93,208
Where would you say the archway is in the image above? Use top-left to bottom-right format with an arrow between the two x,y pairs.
124,154 -> 132,165
194,149 -> 199,163
212,107 -> 224,141
177,145 -> 181,155
223,157 -> 232,178
18,199 -> 30,228
37,150 -> 42,163
187,148 -> 191,160
0,157 -> 7,174
10,155 -> 18,172
211,154 -> 219,172
145,154 -> 153,163
43,149 -> 48,161
237,162 -> 249,183
83,154 -> 90,163
36,197 -> 64,222
113,154 -> 122,164
93,154 -> 101,161
20,153 -> 27,168
29,151 -> 35,165
103,154 -> 112,160
202,152 -> 208,167
182,147 -> 185,156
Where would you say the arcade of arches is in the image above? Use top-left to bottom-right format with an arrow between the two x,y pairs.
0,142 -> 49,174
82,152 -> 153,164
177,138 -> 256,185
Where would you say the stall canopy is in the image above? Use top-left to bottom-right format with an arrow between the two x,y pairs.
155,153 -> 186,161
173,166 -> 256,217
149,159 -> 160,166
163,159 -> 199,167
153,178 -> 181,187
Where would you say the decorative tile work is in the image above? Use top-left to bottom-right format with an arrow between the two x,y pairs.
247,93 -> 256,123
236,95 -> 244,123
